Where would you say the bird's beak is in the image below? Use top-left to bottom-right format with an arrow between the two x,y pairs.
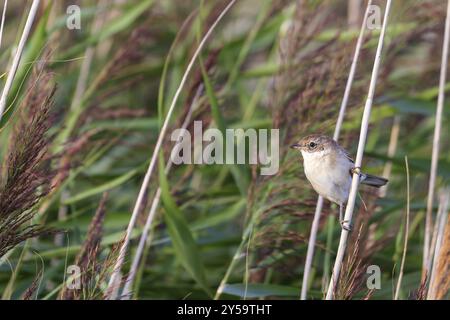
290,143 -> 301,149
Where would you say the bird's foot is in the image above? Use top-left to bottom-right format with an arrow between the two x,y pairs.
340,220 -> 353,232
350,166 -> 361,175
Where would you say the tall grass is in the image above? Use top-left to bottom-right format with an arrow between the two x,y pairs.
0,0 -> 8,49
0,0 -> 39,122
394,156 -> 410,300
423,0 -> 450,283
326,0 -> 392,299
105,0 -> 237,299
0,0 -> 448,300
301,0 -> 372,300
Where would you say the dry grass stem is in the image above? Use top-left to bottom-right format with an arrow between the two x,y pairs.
394,156 -> 410,300
120,86 -> 202,299
300,0 -> 372,300
0,0 -> 40,123
0,0 -> 8,49
423,0 -> 450,279
431,210 -> 450,299
427,190 -> 449,299
326,0 -> 392,300
380,116 -> 400,198
105,0 -> 237,299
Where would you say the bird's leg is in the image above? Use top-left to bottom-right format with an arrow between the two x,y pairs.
339,203 -> 353,232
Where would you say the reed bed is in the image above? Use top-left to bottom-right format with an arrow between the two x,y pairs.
0,0 -> 448,301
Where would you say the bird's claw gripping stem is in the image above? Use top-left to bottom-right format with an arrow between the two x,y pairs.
340,220 -> 353,232
351,166 -> 361,175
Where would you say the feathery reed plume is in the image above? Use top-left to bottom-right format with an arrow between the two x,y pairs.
326,0 -> 392,300
335,226 -> 368,300
394,156 -> 410,300
414,276 -> 428,300
0,0 -> 40,123
87,107 -> 147,121
273,2 -> 354,134
50,129 -> 97,193
0,69 -> 57,258
96,25 -> 152,87
105,0 -> 238,299
215,0 -> 366,300
60,193 -> 108,300
218,1 -> 365,300
57,20 -> 154,148
75,193 -> 108,288
21,268 -> 42,300
423,0 -> 450,281
301,0 -> 372,300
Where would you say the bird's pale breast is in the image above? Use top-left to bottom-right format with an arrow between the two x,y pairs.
301,149 -> 352,205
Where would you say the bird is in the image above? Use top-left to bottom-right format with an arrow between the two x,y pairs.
290,134 -> 388,230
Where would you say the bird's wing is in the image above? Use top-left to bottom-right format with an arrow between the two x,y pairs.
338,145 -> 354,164
345,151 -> 354,164
338,146 -> 355,178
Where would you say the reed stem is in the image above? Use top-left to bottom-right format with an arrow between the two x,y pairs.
0,0 -> 8,50
423,0 -> 450,280
105,0 -> 237,299
0,0 -> 39,123
325,0 -> 392,300
300,0 -> 372,300
427,190 -> 449,300
394,156 -> 410,300
120,87 -> 202,299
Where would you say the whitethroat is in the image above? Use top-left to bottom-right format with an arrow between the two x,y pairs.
291,134 -> 388,230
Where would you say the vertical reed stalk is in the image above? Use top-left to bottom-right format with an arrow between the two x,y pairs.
120,87 -> 202,299
214,232 -> 247,300
300,0 -> 372,300
0,0 -> 8,49
379,116 -> 400,198
348,0 -> 362,28
394,156 -> 410,300
427,190 -> 449,299
325,0 -> 392,300
322,215 -> 335,293
119,12 -> 200,298
423,0 -> 450,280
105,0 -> 237,299
0,0 -> 39,123
70,0 -> 107,110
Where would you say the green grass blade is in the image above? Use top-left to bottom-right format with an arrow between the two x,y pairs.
63,169 -> 139,205
59,0 -> 154,60
158,154 -> 211,297
222,283 -> 300,298
200,58 -> 249,195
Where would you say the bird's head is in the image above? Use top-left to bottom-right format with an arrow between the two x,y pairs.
290,134 -> 335,157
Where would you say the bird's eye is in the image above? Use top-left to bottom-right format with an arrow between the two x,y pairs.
309,142 -> 317,148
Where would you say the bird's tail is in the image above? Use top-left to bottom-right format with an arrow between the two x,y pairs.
360,173 -> 388,188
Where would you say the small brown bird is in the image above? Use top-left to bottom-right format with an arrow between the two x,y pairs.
291,134 -> 388,230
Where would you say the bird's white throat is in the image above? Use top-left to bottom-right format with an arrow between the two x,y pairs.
300,149 -> 328,167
